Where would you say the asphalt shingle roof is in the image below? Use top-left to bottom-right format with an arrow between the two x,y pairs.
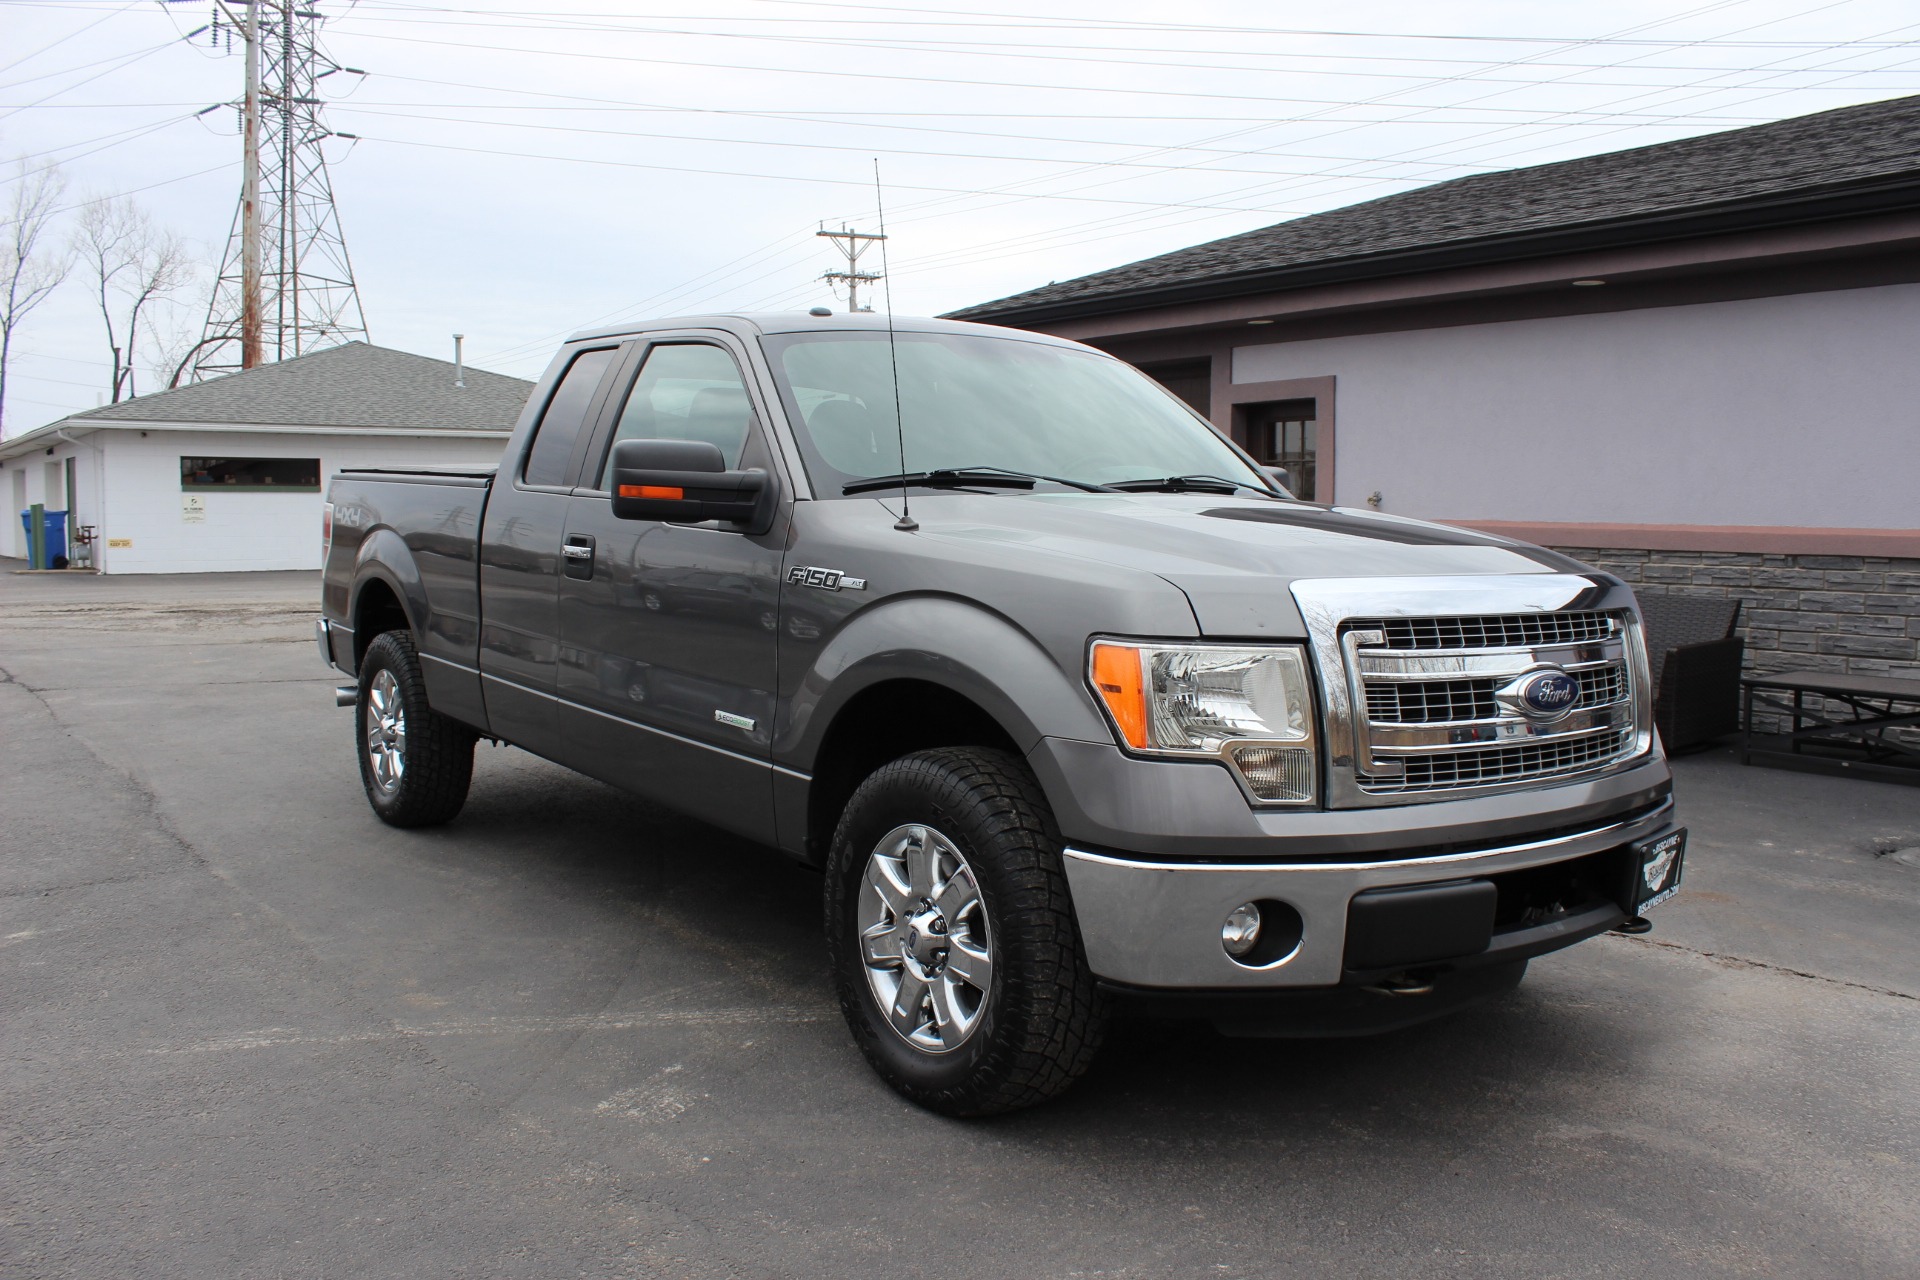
66,341 -> 533,431
951,93 -> 1920,322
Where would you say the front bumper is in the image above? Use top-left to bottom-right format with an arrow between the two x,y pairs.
1062,798 -> 1675,988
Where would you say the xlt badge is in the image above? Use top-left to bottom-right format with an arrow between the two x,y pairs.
787,565 -> 866,592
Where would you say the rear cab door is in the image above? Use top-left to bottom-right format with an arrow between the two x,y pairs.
477,340 -> 628,758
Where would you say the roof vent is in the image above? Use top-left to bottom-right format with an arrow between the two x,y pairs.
453,333 -> 466,388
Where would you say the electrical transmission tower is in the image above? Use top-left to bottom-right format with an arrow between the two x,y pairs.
817,225 -> 885,313
187,0 -> 367,381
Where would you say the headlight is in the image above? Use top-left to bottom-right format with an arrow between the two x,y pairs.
1089,641 -> 1318,804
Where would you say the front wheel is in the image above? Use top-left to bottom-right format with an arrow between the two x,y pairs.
355,630 -> 476,828
825,747 -> 1106,1116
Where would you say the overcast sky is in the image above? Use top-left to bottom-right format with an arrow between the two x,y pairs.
3,0 -> 1917,430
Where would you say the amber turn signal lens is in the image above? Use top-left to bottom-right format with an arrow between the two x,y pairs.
1090,642 -> 1148,749
618,484 -> 684,500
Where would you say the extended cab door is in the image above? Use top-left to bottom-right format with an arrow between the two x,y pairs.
551,334 -> 788,843
477,341 -> 626,758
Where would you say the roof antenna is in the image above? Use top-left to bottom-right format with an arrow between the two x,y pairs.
875,160 -> 915,533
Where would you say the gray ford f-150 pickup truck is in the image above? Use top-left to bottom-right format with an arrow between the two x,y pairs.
318,311 -> 1685,1115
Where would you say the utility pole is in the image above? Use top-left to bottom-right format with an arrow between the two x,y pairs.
239,0 -> 261,368
192,0 -> 367,381
817,225 -> 885,314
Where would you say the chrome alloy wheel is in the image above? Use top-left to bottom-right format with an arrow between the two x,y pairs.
858,824 -> 994,1054
364,668 -> 407,794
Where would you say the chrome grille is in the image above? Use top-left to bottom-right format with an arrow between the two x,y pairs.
1290,577 -> 1653,808
1366,680 -> 1499,724
1576,666 -> 1625,710
1382,728 -> 1638,793
1349,610 -> 1616,651
1365,665 -> 1626,725
1343,609 -> 1640,797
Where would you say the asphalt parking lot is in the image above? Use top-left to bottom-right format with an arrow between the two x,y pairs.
3,567 -> 1916,1278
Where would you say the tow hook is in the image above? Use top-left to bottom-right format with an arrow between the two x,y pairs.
1613,915 -> 1653,936
335,685 -> 357,707
1362,972 -> 1437,997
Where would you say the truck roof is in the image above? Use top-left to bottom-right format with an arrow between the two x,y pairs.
564,311 -> 1093,348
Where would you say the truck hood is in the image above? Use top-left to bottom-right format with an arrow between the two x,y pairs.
907,492 -> 1592,637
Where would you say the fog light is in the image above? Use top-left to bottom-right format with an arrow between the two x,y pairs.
1221,902 -> 1262,958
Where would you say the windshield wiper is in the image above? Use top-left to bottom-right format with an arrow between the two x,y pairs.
1107,473 -> 1284,497
843,465 -> 1115,496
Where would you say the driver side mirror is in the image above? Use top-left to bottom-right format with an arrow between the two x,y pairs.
610,438 -> 775,533
1263,465 -> 1293,495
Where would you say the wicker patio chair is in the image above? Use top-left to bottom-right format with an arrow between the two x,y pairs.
1636,593 -> 1746,752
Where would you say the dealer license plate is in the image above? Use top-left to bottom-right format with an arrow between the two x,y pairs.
1632,829 -> 1687,912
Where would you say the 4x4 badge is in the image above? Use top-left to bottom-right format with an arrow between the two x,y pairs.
787,565 -> 866,592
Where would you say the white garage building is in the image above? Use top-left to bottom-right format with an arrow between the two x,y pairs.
0,342 -> 530,574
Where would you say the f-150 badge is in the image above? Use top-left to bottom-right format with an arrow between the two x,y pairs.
787,566 -> 866,592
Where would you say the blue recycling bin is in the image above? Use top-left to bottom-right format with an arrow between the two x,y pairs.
20,509 -> 68,567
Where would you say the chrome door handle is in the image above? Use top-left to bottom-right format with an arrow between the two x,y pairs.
562,533 -> 596,580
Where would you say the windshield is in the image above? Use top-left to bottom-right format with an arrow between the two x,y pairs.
761,330 -> 1270,495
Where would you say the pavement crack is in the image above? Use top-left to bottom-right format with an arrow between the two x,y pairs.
0,658 -> 214,875
0,869 -> 185,899
1616,934 -> 1918,1002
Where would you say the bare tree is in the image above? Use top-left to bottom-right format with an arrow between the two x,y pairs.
73,196 -> 194,403
0,160 -> 72,435
144,277 -> 210,393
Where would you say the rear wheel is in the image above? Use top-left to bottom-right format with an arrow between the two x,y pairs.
825,747 -> 1106,1116
356,630 -> 475,828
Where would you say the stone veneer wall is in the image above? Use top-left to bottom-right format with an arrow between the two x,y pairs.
1554,547 -> 1920,739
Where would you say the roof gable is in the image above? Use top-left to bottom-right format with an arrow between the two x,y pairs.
952,93 -> 1920,322
63,342 -> 534,431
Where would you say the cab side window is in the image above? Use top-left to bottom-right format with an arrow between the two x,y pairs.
598,344 -> 753,488
523,346 -> 617,488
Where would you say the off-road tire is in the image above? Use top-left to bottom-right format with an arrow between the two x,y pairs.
356,630 -> 476,828
825,747 -> 1107,1116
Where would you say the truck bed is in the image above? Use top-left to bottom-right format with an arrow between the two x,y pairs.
323,469 -> 496,725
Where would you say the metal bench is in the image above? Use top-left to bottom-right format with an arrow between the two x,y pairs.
1637,594 -> 1745,752
1741,669 -> 1920,785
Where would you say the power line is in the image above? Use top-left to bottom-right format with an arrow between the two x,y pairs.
294,6 -> 1920,88
328,105 -> 1517,182
0,111 -> 201,176
889,8 -> 1918,292
841,1 -> 1820,280
829,0 -> 1760,243
0,0 -> 144,77
474,225 -> 821,364
329,28 -> 1844,119
353,132 -> 1327,214
325,0 -> 1920,47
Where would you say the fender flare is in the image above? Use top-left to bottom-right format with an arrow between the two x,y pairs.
349,528 -> 429,650
777,593 -> 1112,772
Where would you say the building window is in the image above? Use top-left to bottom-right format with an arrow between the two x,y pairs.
1136,358 -> 1211,418
1238,398 -> 1317,500
180,457 -> 321,491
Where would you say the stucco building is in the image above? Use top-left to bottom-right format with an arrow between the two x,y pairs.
953,94 -> 1920,685
1,342 -> 530,573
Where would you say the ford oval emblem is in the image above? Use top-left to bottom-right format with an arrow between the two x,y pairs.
1517,668 -> 1580,719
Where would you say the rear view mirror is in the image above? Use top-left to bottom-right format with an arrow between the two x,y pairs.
610,438 -> 773,531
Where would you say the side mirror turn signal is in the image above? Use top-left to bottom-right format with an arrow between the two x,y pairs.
610,438 -> 772,530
